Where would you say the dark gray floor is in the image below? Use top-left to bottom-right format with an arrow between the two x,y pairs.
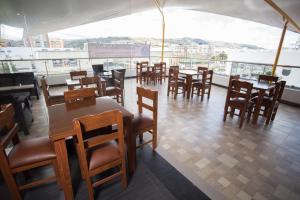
0,142 -> 210,200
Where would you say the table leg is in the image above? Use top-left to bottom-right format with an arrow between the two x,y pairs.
186,75 -> 192,99
68,85 -> 74,90
124,117 -> 135,173
53,139 -> 74,200
252,89 -> 265,125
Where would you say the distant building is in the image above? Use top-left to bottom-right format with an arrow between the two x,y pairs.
31,34 -> 49,48
49,38 -> 64,48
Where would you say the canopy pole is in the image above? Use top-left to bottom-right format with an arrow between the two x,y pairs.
272,20 -> 288,76
264,0 -> 300,33
153,0 -> 165,62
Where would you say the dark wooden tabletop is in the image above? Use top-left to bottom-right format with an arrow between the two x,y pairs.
179,70 -> 199,76
247,80 -> 276,90
48,97 -> 133,141
66,77 -> 106,86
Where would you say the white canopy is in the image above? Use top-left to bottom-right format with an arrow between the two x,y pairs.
0,0 -> 299,35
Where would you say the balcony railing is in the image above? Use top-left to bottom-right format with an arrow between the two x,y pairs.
1,56 -> 300,89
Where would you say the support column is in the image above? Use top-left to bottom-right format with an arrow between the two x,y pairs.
272,21 -> 288,76
153,0 -> 165,62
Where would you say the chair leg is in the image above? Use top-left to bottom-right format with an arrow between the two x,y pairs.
197,87 -> 200,96
121,92 -> 124,106
207,87 -> 211,99
53,159 -> 63,189
230,108 -> 235,118
247,105 -> 253,122
167,85 -> 170,96
265,108 -> 273,125
223,106 -> 228,122
239,110 -> 246,128
201,88 -> 204,101
86,178 -> 94,200
121,160 -> 127,190
174,85 -> 178,100
191,86 -> 194,98
139,133 -> 143,143
0,167 -> 22,200
152,127 -> 157,150
271,107 -> 278,121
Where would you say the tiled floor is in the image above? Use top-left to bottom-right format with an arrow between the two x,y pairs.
26,78 -> 300,200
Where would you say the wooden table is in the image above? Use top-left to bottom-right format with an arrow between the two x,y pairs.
48,97 -> 134,200
179,70 -> 199,99
66,78 -> 106,90
248,80 -> 275,125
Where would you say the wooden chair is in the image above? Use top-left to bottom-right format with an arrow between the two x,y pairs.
228,75 -> 240,85
258,75 -> 279,83
40,77 -> 64,106
133,87 -> 158,150
160,62 -> 167,82
104,70 -> 124,106
136,61 -> 149,84
73,110 -> 127,200
191,70 -> 213,101
248,82 -> 281,125
80,76 -> 103,97
70,70 -> 87,80
64,88 -> 96,104
270,81 -> 286,122
192,66 -> 208,82
169,65 -> 185,81
0,104 -> 61,200
149,63 -> 163,85
223,80 -> 253,128
257,75 -> 278,97
167,68 -> 186,99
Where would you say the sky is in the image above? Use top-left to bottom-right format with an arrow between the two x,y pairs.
49,8 -> 300,50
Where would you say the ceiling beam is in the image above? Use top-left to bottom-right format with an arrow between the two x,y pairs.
264,0 -> 300,33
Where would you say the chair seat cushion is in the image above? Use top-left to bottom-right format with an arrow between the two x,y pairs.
132,114 -> 154,134
88,141 -> 121,170
106,87 -> 122,96
8,137 -> 56,169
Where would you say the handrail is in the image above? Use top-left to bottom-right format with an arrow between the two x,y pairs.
1,57 -> 300,69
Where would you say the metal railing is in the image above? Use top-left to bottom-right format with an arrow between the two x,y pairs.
1,56 -> 300,88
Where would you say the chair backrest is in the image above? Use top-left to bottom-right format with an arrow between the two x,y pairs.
168,68 -> 179,83
258,75 -> 278,83
154,63 -> 162,73
70,71 -> 87,80
197,66 -> 208,72
277,81 -> 286,101
92,64 -> 104,75
137,87 -> 158,125
64,88 -> 96,104
73,110 -> 125,174
0,104 -> 19,149
205,70 -> 213,85
170,65 -> 179,70
80,76 -> 102,96
160,62 -> 166,72
139,61 -> 148,73
227,80 -> 253,102
40,77 -> 50,106
112,70 -> 125,90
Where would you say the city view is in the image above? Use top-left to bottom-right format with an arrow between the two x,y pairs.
1,2 -> 300,200
1,8 -> 300,88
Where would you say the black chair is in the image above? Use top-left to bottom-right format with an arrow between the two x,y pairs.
0,93 -> 33,135
92,64 -> 108,76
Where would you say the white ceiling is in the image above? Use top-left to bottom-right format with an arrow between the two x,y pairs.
0,0 -> 299,35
